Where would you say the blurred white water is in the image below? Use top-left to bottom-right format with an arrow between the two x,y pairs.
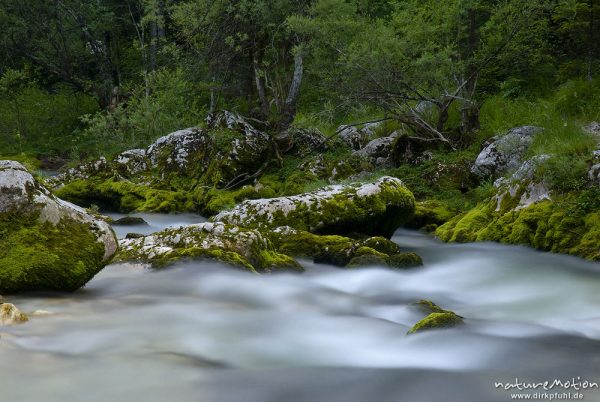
2,219 -> 600,402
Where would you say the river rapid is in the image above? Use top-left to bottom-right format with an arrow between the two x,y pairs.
2,213 -> 600,402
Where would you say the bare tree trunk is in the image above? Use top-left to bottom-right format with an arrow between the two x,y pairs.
278,48 -> 303,132
253,55 -> 270,119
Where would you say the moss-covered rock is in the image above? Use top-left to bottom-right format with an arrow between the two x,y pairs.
407,312 -> 464,334
287,127 -> 328,157
387,252 -> 423,268
412,299 -> 454,314
0,303 -> 28,325
49,111 -> 275,213
117,222 -> 301,273
54,177 -> 192,212
436,182 -> 600,261
214,176 -> 415,238
0,161 -> 118,293
406,200 -> 455,231
268,226 -> 422,269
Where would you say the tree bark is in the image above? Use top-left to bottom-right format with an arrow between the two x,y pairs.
253,54 -> 270,119
278,48 -> 303,132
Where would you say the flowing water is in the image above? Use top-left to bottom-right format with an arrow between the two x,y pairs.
2,214 -> 600,402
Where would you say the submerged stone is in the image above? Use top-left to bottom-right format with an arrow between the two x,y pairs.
407,312 -> 464,334
112,216 -> 149,226
0,161 -> 118,293
0,303 -> 28,325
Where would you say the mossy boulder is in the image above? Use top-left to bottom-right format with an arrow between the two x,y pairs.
436,168 -> 600,261
214,176 -> 416,238
268,226 -> 422,269
353,136 -> 395,167
54,177 -> 192,213
49,111 -> 274,213
405,200 -> 455,231
338,123 -> 379,150
117,222 -> 301,273
0,303 -> 28,325
407,312 -> 464,334
412,299 -> 454,314
0,161 -> 118,293
287,127 -> 328,157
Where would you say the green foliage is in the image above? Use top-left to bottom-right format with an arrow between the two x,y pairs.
535,156 -> 589,193
0,71 -> 98,155
78,68 -> 205,157
554,79 -> 600,119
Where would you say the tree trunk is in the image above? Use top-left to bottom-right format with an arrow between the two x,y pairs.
278,48 -> 303,133
253,55 -> 270,119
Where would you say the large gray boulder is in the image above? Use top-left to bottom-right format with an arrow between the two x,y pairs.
117,222 -> 300,273
287,128 -> 328,157
51,111 -> 273,187
472,126 -> 543,178
338,123 -> 379,150
214,176 -> 415,238
353,136 -> 396,167
0,161 -> 118,293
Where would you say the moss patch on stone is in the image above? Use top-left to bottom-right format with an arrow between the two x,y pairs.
117,222 -> 302,273
55,178 -> 192,213
407,312 -> 464,334
268,227 -> 423,269
215,177 -> 416,238
436,194 -> 600,261
406,200 -> 456,231
0,214 -> 108,293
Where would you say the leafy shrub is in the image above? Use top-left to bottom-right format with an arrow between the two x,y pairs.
78,68 -> 206,158
0,70 -> 98,155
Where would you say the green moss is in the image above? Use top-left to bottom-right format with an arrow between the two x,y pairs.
0,214 -> 108,293
407,312 -> 464,334
269,229 -> 355,259
413,300 -> 452,314
361,236 -> 400,255
55,178 -> 191,213
117,223 -> 303,273
406,200 -> 455,231
194,184 -> 277,216
347,253 -> 388,268
387,252 -> 423,269
269,228 -> 423,269
257,250 -> 304,273
217,177 -> 416,238
0,154 -> 41,171
436,194 -> 600,261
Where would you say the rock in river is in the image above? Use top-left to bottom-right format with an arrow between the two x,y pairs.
117,222 -> 300,273
214,176 -> 415,238
0,303 -> 28,325
0,161 -> 118,293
